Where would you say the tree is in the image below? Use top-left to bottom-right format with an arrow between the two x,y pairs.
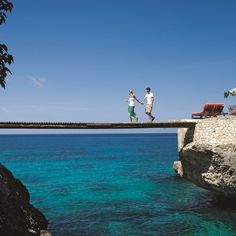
0,0 -> 13,88
224,88 -> 236,98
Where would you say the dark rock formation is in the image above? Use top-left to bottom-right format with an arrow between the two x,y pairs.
0,163 -> 50,236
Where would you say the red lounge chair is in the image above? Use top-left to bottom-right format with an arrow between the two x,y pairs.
192,103 -> 226,119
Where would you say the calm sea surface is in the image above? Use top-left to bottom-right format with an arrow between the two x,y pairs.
0,134 -> 236,236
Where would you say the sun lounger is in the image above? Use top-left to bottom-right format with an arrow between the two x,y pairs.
192,103 -> 227,119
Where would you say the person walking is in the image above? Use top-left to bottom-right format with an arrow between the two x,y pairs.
141,87 -> 155,122
125,90 -> 142,123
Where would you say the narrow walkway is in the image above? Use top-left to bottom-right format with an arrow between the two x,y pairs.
0,120 -> 197,129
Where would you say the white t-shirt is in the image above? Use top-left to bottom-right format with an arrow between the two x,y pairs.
145,92 -> 154,105
129,97 -> 135,106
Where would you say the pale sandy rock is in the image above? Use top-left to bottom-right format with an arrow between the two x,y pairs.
173,161 -> 183,177
176,116 -> 236,195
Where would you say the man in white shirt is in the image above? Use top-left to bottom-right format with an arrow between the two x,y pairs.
141,87 -> 155,122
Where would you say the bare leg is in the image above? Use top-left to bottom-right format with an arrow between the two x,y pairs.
146,113 -> 155,123
146,112 -> 151,122
150,113 -> 155,122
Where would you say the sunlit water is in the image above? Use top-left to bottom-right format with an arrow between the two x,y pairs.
0,134 -> 236,236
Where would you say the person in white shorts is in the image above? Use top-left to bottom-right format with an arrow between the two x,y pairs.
141,87 -> 155,122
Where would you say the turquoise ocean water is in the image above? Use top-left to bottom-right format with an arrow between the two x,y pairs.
0,134 -> 236,236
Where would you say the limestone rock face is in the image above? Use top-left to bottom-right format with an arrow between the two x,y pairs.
180,144 -> 236,194
0,163 -> 50,236
173,161 -> 183,177
178,117 -> 236,195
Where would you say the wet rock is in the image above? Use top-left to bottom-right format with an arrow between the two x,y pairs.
0,163 -> 50,236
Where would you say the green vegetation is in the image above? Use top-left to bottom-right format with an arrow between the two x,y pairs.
224,88 -> 236,98
0,0 -> 13,88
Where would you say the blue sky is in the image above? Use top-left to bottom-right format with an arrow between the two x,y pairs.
1,0 -> 236,133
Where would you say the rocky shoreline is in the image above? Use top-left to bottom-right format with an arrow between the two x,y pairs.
0,163 -> 51,236
174,116 -> 236,196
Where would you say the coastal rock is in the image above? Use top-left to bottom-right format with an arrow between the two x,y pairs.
173,161 -> 183,177
0,163 -> 50,236
180,143 -> 236,194
177,116 -> 236,195
40,230 -> 52,236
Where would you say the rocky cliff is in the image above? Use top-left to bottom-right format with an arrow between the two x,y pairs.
0,163 -> 51,236
174,116 -> 236,195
